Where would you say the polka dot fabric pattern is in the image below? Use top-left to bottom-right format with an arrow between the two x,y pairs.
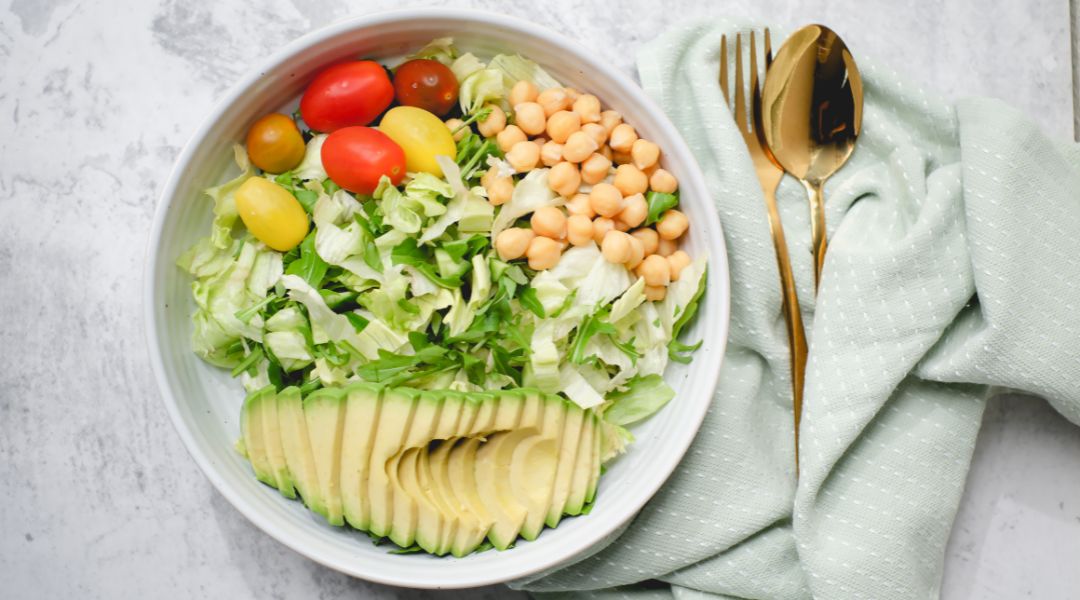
515,20 -> 1080,600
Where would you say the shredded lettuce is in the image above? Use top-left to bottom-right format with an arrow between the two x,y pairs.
491,169 -> 560,236
406,37 -> 457,66
603,374 -> 676,426
488,53 -> 562,92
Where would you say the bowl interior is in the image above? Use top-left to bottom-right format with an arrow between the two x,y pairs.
147,9 -> 729,589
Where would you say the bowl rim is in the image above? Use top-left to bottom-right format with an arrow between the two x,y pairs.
145,6 -> 730,589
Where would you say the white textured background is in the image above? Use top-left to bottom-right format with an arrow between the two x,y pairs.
1,0 -> 1078,598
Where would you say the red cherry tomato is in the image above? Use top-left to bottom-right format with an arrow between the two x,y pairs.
300,61 -> 394,132
321,127 -> 406,194
393,59 -> 459,117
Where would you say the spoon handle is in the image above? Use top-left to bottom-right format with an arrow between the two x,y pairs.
762,185 -> 808,475
803,179 -> 827,290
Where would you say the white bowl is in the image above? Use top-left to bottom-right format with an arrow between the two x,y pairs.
145,8 -> 729,589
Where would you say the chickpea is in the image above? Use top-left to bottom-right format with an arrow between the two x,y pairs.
445,118 -> 467,142
592,217 -> 616,244
631,139 -> 660,170
540,140 -> 564,167
527,235 -> 562,270
667,250 -> 692,281
639,254 -> 671,286
485,176 -> 514,206
481,165 -> 499,189
514,102 -> 547,136
562,131 -> 599,163
581,123 -> 607,147
613,164 -> 649,197
506,140 -> 541,172
613,219 -> 630,232
496,125 -> 527,153
566,193 -> 595,218
617,193 -> 647,228
589,183 -> 623,218
537,88 -> 570,117
546,110 -> 581,144
547,161 -> 581,198
626,235 -> 645,268
656,209 -> 689,240
580,152 -> 612,185
531,205 -> 567,239
650,168 -> 678,193
563,87 -> 582,102
599,145 -> 614,161
572,94 -> 602,123
495,227 -> 535,260
642,162 -> 660,178
566,214 -> 594,246
477,104 -> 507,138
609,123 -> 638,152
599,110 -> 622,135
644,285 -> 667,302
510,80 -> 539,107
656,237 -> 677,257
601,230 -> 633,264
630,228 -> 660,255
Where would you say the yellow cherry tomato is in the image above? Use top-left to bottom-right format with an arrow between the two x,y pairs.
234,177 -> 309,251
246,113 -> 306,174
377,106 -> 457,175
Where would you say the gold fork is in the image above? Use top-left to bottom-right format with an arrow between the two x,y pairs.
721,30 -> 809,473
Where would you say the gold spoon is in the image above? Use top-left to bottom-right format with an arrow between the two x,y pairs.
762,25 -> 863,290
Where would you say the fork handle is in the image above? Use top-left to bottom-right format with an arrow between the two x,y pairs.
763,186 -> 809,476
804,179 -> 828,291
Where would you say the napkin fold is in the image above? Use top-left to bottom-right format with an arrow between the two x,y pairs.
515,21 -> 1080,600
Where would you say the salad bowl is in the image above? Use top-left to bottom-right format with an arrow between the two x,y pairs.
145,8 -> 729,588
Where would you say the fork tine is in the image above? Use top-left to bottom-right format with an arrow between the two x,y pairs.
733,33 -> 746,132
749,30 -> 759,111
719,35 -> 729,105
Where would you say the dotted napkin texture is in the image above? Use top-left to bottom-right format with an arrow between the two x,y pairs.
515,21 -> 1080,600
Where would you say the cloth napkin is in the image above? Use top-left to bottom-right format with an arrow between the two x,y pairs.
513,20 -> 1080,600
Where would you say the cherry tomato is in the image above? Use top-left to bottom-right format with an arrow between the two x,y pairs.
378,106 -> 457,176
300,61 -> 394,132
235,178 -> 309,251
245,113 -> 306,174
393,59 -> 459,117
321,127 -> 406,194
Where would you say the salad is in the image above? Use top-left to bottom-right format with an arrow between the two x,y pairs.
179,38 -> 706,556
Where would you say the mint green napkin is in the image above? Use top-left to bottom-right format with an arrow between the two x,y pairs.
514,21 -> 1080,600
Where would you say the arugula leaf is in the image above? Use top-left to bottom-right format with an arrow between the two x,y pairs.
645,191 -> 679,226
391,238 -> 466,288
345,312 -> 369,334
568,310 -> 617,364
518,286 -> 545,318
293,189 -> 318,213
284,231 -> 328,287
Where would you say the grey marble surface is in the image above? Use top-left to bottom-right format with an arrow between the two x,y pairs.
1,0 -> 1078,598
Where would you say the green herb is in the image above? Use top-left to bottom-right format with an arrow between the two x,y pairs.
284,232 -> 328,287
518,287 -> 545,318
293,189 -> 318,213
230,346 -> 264,378
645,191 -> 679,226
345,312 -> 369,334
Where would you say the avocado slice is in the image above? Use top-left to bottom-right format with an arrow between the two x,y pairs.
387,445 -> 423,548
516,394 -> 566,540
476,391 -> 544,549
304,387 -> 347,526
261,388 -> 296,499
386,391 -> 442,548
340,383 -> 382,530
447,437 -> 494,556
564,412 -> 596,516
414,442 -> 453,554
545,403 -> 585,528
240,387 -> 275,487
277,387 -> 324,515
420,391 -> 471,554
366,387 -> 418,537
586,414 -> 602,504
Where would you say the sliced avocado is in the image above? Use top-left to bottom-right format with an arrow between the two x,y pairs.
261,387 -> 296,499
516,394 -> 566,540
240,387 -> 275,487
424,391 -> 472,554
366,387 -> 417,538
340,383 -> 382,530
278,387 -> 324,515
447,437 -> 494,557
545,403 -> 585,528
564,412 -> 595,516
386,392 -> 442,548
465,391 -> 498,436
387,446 -> 422,548
304,387 -> 347,526
476,391 -> 544,550
586,413 -> 602,504
415,442 -> 452,554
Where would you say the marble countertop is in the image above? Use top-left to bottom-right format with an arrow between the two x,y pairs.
2,0 -> 1079,598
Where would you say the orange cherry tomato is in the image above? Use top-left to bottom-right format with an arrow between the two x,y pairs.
245,113 -> 306,174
